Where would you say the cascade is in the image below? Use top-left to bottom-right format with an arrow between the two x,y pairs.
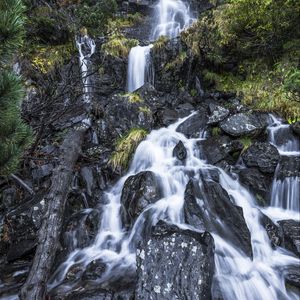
50,113 -> 299,299
268,115 -> 300,212
127,45 -> 154,92
76,34 -> 96,103
126,0 -> 194,92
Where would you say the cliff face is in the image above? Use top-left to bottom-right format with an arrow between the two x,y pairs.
0,0 -> 299,299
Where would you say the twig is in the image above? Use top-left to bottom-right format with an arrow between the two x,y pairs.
10,174 -> 35,195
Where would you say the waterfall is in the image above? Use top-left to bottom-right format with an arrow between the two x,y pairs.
76,34 -> 96,103
50,113 -> 299,299
127,45 -> 154,92
126,0 -> 194,92
152,0 -> 194,40
268,115 -> 300,212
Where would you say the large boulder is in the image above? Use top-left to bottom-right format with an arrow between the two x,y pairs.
136,221 -> 215,300
184,179 -> 252,257
207,104 -> 230,125
176,108 -> 208,138
278,220 -> 300,257
242,142 -> 280,173
121,171 -> 162,228
276,156 -> 300,179
238,168 -> 272,206
220,113 -> 268,137
198,135 -> 243,165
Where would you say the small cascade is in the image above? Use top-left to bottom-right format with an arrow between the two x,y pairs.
50,113 -> 299,299
268,115 -> 300,212
127,45 -> 154,92
152,0 -> 194,40
76,34 -> 96,103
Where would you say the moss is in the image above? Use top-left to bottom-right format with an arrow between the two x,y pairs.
239,137 -> 252,151
109,128 -> 148,171
211,126 -> 221,136
153,35 -> 168,50
139,106 -> 151,114
28,43 -> 76,73
122,92 -> 143,103
102,34 -> 138,58
165,51 -> 187,71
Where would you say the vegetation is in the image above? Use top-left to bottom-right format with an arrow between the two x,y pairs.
0,0 -> 32,177
122,92 -> 143,103
182,0 -> 300,120
109,128 -> 148,172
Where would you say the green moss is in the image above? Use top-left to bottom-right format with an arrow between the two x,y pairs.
239,137 -> 252,150
139,106 -> 151,114
109,128 -> 148,171
153,35 -> 168,50
102,34 -> 138,58
122,92 -> 143,103
165,51 -> 187,71
211,126 -> 221,136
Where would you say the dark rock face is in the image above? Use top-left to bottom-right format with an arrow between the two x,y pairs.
121,171 -> 162,228
278,220 -> 300,257
242,142 -> 280,173
62,209 -> 101,254
220,113 -> 268,137
155,108 -> 179,127
259,213 -> 282,247
207,104 -> 230,125
176,109 -> 208,138
198,135 -> 243,165
82,259 -> 106,281
0,195 -> 46,262
173,141 -> 187,161
238,168 -> 272,206
136,221 -> 215,300
284,265 -> 300,291
184,179 -> 252,257
290,121 -> 300,137
276,156 -> 300,179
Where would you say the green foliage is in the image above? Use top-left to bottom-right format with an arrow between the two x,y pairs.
122,92 -> 143,103
74,0 -> 117,35
239,137 -> 252,150
283,68 -> 300,99
211,126 -> 221,136
0,71 -> 32,176
0,0 -> 26,63
109,128 -> 148,172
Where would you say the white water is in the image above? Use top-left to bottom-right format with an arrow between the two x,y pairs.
127,45 -> 154,92
152,0 -> 194,40
76,35 -> 96,103
50,113 -> 299,299
126,0 -> 194,92
268,115 -> 300,213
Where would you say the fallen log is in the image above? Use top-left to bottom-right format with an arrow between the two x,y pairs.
19,127 -> 86,300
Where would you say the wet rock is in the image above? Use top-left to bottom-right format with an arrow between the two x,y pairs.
155,108 -> 179,127
259,213 -> 282,247
290,121 -> 300,137
207,105 -> 230,125
276,156 -> 300,179
175,103 -> 195,118
242,142 -> 280,173
1,187 -> 17,210
80,167 -> 94,196
184,179 -> 252,257
121,171 -> 162,228
220,113 -> 268,137
238,168 -> 272,206
173,141 -> 187,161
285,265 -> 300,290
176,108 -> 208,138
278,220 -> 300,257
82,259 -> 106,281
198,136 -> 243,165
1,194 -> 46,261
136,221 -> 215,300
62,209 -> 101,254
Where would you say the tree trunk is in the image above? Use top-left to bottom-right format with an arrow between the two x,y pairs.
20,128 -> 86,300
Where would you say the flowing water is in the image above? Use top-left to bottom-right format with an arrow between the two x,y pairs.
127,45 -> 154,92
50,113 -> 299,299
126,0 -> 194,92
268,115 -> 300,212
76,35 -> 96,103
